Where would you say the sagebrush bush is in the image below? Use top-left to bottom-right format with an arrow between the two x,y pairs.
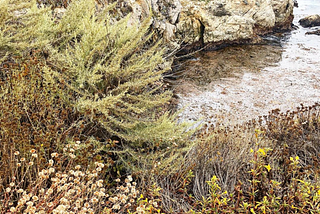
44,0 -> 190,143
0,0 -> 190,143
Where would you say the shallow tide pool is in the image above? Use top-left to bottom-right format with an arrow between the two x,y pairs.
173,0 -> 320,126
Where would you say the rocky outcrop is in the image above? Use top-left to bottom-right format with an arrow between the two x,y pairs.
110,0 -> 294,49
299,15 -> 320,27
175,0 -> 294,49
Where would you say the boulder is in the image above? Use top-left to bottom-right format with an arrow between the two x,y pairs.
299,15 -> 320,27
175,0 -> 293,48
109,0 -> 294,49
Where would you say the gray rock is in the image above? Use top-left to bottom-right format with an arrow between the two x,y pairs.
299,15 -> 320,27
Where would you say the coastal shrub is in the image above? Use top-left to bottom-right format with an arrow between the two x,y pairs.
1,0 -> 190,142
0,0 -> 191,212
180,104 -> 320,213
189,147 -> 320,213
43,0 -> 190,143
146,104 -> 320,213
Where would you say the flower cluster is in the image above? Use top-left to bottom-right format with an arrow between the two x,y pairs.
103,175 -> 162,214
3,142 -> 162,214
3,142 -> 108,214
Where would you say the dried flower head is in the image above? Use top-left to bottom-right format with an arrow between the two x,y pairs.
51,153 -> 58,158
69,153 -> 76,159
26,201 -> 33,206
90,197 -> 98,203
112,204 -> 120,210
49,168 -> 55,174
49,159 -> 54,166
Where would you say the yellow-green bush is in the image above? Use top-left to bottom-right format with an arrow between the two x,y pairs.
1,0 -> 190,144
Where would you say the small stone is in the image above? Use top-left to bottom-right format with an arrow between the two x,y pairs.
306,29 -> 320,36
299,15 -> 320,28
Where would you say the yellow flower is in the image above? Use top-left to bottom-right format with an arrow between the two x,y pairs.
258,148 -> 266,156
264,164 -> 271,172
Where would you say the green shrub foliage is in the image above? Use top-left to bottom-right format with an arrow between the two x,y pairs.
0,0 -> 189,144
47,0 -> 186,143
